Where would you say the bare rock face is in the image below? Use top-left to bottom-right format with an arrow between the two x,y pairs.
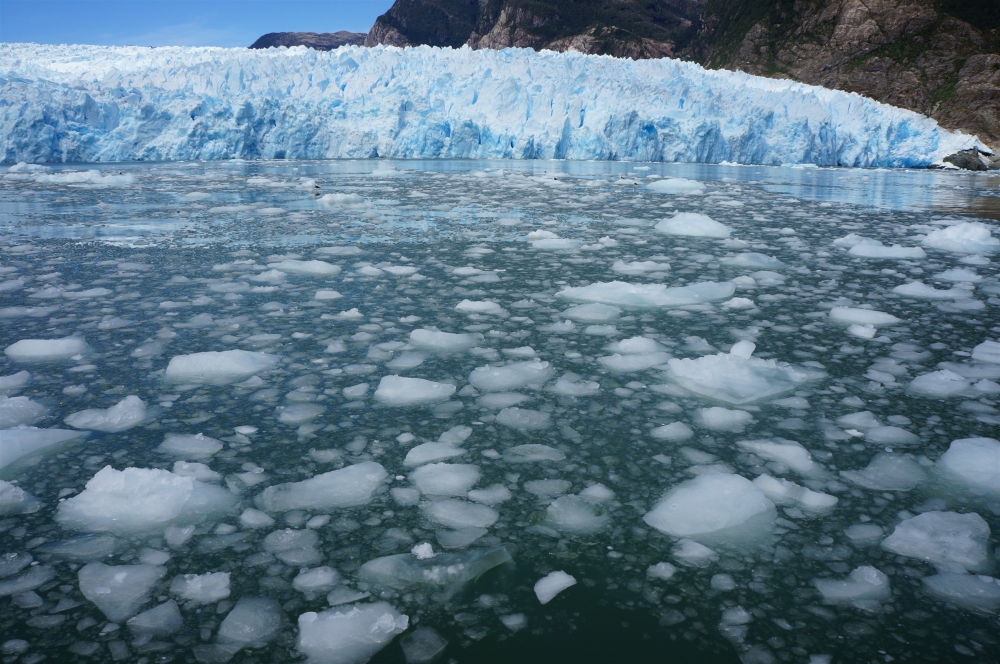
249,32 -> 366,51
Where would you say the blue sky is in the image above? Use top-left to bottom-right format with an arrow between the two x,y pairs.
0,0 -> 395,47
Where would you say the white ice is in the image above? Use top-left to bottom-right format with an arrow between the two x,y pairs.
0,480 -> 40,515
64,395 -> 146,432
840,453 -> 926,491
256,462 -> 387,511
0,427 -> 83,473
561,303 -> 621,322
268,259 -> 341,276
410,463 -> 481,497
421,499 -> 498,528
655,212 -> 730,238
880,511 -> 991,573
165,350 -> 279,385
557,281 -> 735,308
922,222 -> 1000,254
813,566 -> 891,605
297,602 -> 408,664
469,360 -> 553,392
647,178 -> 705,194
4,337 -> 88,363
374,375 -> 457,406
695,407 -> 753,432
643,473 -> 775,540
534,571 -> 577,605
409,328 -> 483,352
78,562 -> 166,622
828,307 -> 901,326
922,572 -> 1000,613
170,572 -> 231,604
909,369 -> 971,397
752,474 -> 837,511
935,437 -> 1000,497
0,396 -> 46,429
893,281 -> 974,299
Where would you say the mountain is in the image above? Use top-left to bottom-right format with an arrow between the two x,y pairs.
364,0 -> 1000,151
249,31 -> 366,50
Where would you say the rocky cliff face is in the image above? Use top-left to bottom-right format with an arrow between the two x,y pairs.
250,31 -> 366,50
365,0 -> 1000,150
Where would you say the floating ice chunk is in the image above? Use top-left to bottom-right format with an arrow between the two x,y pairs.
651,422 -> 694,441
455,299 -> 506,316
936,437 -> 1000,497
268,259 -> 341,276
0,396 -> 46,429
297,602 -> 408,664
813,566 -> 891,605
558,281 -> 735,308
721,253 -> 784,269
219,597 -> 285,647
315,289 -> 343,300
404,443 -> 466,467
922,222 -> 1000,254
35,170 -> 134,185
881,511 -> 990,573
503,444 -> 566,462
240,508 -> 275,529
0,564 -> 55,597
57,466 -> 234,534
532,238 -> 583,251
278,403 -> 326,424
469,360 -> 553,392
359,546 -> 512,595
468,484 -> 512,505
828,307 -> 901,326
721,297 -> 756,309
864,426 -> 919,446
422,499 -> 498,529
294,567 -> 341,596
335,308 -> 365,320
551,377 -> 600,396
546,495 -> 608,533
79,562 -> 166,621
374,375 -> 456,406
562,303 -> 621,322
695,407 -> 753,432
612,260 -> 671,275
607,337 -> 663,354
170,572 -> 230,604
647,178 -> 705,195
411,463 -> 481,497
972,340 -> 1000,364
893,281 -> 973,299
438,425 -> 472,445
752,474 -> 837,511
845,524 -> 885,544
400,626 -> 448,664
255,462 -> 387,512
847,324 -> 876,339
598,351 -> 672,372
500,613 -> 528,632
64,395 -> 146,432
840,453 -> 927,491
534,571 -> 576,604
665,345 -> 823,405
165,350 -> 279,385
936,268 -> 982,282
4,336 -> 88,363
263,529 -> 322,565
495,407 -> 551,430
673,538 -> 718,567
909,369 -> 971,397
643,473 -> 775,540
0,480 -> 40,515
647,562 -> 677,580
836,411 -> 880,430
319,192 -> 365,207
655,212 -> 730,238
409,328 -> 483,352
0,370 -> 30,395
0,427 -> 83,473
478,392 -> 529,409
922,572 -> 1000,612
847,241 -> 926,259
127,600 -> 183,637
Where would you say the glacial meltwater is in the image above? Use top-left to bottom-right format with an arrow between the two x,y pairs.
1,159 -> 998,664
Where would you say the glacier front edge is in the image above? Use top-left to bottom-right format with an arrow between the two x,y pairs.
0,43 -> 984,166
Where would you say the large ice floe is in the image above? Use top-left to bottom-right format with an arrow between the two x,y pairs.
643,473 -> 776,542
0,43 -> 982,166
663,341 -> 825,404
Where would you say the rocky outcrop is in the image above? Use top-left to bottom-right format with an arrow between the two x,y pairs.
249,32 -> 366,50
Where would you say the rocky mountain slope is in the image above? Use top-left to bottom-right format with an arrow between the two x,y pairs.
250,31 -> 366,50
363,0 -> 1000,150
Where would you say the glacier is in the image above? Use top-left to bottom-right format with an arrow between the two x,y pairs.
0,42 -> 983,166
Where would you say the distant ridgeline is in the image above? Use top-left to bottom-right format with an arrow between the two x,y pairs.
255,0 -> 1000,151
0,43 -> 982,166
250,31 -> 366,51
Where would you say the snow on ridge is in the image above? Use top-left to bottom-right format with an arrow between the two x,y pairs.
0,42 -> 983,166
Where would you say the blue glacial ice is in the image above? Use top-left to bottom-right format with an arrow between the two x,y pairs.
0,43 -> 984,166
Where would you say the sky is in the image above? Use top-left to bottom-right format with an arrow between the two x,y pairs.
0,0 -> 395,48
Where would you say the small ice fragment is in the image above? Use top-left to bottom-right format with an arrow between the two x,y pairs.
534,571 -> 576,604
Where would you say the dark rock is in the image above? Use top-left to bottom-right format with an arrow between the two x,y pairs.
943,149 -> 988,170
249,31 -> 366,51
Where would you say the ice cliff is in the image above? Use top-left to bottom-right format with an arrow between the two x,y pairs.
0,43 -> 983,166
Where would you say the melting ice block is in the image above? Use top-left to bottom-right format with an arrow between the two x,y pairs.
170,572 -> 230,604
495,407 -> 551,430
738,439 -> 822,476
127,600 -> 184,637
78,562 -> 166,622
374,375 -> 456,406
828,307 -> 901,327
403,443 -> 466,467
922,222 -> 1000,254
971,340 -> 1000,364
664,343 -> 823,405
4,336 -> 88,363
409,328 -> 483,352
643,473 -> 775,541
0,480 -> 40,515
422,499 -> 498,529
840,453 -> 927,491
908,369 -> 971,397
56,466 -> 235,534
165,350 -> 279,385
935,437 -> 1000,497
813,566 -> 891,605
410,463 -> 481,497
647,178 -> 705,195
256,462 -> 387,512
534,571 -> 577,605
881,511 -> 991,573
219,597 -> 285,647
64,395 -> 146,432
562,303 -> 621,322
545,494 -> 609,533
557,281 -> 735,308
720,253 -> 785,269
0,395 -> 46,429
922,572 -> 1000,613
0,370 -> 31,395
267,259 -> 341,276
752,474 -> 837,512
297,602 -> 408,664
157,432 -> 223,459
469,360 -> 553,392
359,546 -> 512,595
893,282 -> 974,299
655,212 -> 731,238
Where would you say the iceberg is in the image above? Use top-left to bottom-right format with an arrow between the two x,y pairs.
0,43 -> 979,166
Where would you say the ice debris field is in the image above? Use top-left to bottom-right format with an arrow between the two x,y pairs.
0,43 -> 986,167
0,158 -> 999,664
